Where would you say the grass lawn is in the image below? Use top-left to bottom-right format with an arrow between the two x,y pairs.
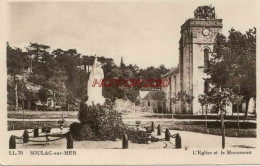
8,110 -> 78,119
7,120 -> 74,131
143,114 -> 256,120
155,121 -> 256,138
8,111 -> 256,138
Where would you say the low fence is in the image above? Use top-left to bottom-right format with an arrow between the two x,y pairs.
9,124 -> 73,149
10,121 -> 182,149
122,121 -> 182,149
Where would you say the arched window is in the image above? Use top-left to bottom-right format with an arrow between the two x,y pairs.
204,49 -> 209,67
148,101 -> 150,106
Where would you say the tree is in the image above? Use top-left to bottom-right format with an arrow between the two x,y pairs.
7,42 -> 171,109
26,42 -> 51,67
212,88 -> 226,146
7,43 -> 30,111
7,43 -> 30,76
229,93 -> 243,136
170,93 -> 178,121
198,94 -> 210,131
186,94 -> 194,114
38,88 -> 51,102
7,78 -> 15,110
139,65 -> 170,80
175,91 -> 194,115
81,55 -> 94,73
206,87 -> 233,149
205,28 -> 256,117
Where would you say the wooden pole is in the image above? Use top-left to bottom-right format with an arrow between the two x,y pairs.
23,99 -> 25,129
162,102 -> 163,119
206,105 -> 208,131
221,107 -> 225,149
156,103 -> 158,118
237,104 -> 240,136
15,77 -> 18,111
68,104 -> 70,122
172,106 -> 173,122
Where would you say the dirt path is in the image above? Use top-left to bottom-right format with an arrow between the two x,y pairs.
8,127 -> 256,149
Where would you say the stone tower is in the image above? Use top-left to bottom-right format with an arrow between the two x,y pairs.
179,6 -> 223,114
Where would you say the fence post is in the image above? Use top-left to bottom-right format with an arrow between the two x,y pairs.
9,135 -> 16,149
34,125 -> 39,137
23,129 -> 29,143
157,125 -> 161,136
175,133 -> 182,149
46,127 -> 51,134
165,129 -> 170,141
42,123 -> 46,132
67,133 -> 73,149
46,134 -> 50,142
122,133 -> 128,149
151,122 -> 155,132
146,133 -> 152,144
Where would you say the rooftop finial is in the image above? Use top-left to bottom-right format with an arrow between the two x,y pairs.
194,5 -> 215,19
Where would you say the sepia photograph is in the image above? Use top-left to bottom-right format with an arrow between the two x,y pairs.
1,0 -> 259,165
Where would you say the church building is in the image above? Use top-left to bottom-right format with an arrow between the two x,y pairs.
161,6 -> 225,114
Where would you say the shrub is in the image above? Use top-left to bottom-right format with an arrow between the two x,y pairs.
70,122 -> 97,140
79,102 -> 123,137
69,122 -> 82,139
79,124 -> 96,140
78,101 -> 148,143
124,128 -> 147,144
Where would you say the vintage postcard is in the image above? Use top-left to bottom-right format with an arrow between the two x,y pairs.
0,0 -> 259,165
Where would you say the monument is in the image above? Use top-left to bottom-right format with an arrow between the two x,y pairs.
86,57 -> 105,105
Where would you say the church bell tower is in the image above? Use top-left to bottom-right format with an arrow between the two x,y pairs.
179,6 -> 223,114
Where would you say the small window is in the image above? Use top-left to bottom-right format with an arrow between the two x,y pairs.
148,101 -> 150,106
204,49 -> 209,67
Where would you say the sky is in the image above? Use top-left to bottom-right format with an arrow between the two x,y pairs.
8,0 -> 257,69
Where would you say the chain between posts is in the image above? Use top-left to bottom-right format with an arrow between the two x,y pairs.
13,131 -> 67,143
29,136 -> 65,143
14,135 -> 23,139
14,135 -> 24,143
10,130 -> 71,149
158,138 -> 165,141
27,129 -> 34,133
160,127 -> 177,137
122,121 -> 152,127
170,134 -> 177,138
160,128 -> 166,133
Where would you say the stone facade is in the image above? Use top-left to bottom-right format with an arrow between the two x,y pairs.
161,6 -> 232,114
161,66 -> 181,114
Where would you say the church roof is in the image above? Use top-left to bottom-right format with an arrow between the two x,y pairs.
161,65 -> 179,78
143,91 -> 165,101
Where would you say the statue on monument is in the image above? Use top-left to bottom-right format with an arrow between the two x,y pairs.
194,5 -> 215,19
86,57 -> 105,105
